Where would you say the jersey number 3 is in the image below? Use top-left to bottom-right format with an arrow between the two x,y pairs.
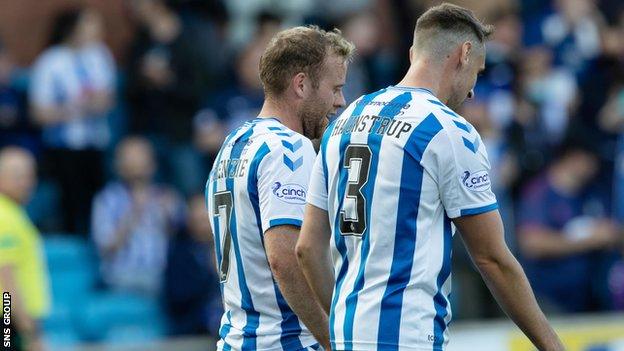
340,144 -> 372,236
214,191 -> 233,283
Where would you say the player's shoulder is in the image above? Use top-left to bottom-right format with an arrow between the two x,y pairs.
327,87 -> 410,130
399,95 -> 487,161
415,98 -> 478,142
252,119 -> 314,153
342,86 -> 408,114
250,118 -> 314,171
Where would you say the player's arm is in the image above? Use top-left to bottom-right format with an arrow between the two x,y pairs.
296,137 -> 334,314
257,139 -> 330,349
296,203 -> 334,313
431,127 -> 563,350
265,225 -> 330,349
454,210 -> 564,351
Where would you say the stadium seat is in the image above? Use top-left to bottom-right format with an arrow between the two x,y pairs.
43,235 -> 100,345
43,329 -> 81,350
103,321 -> 167,345
42,300 -> 73,333
43,234 -> 168,344
43,234 -> 98,273
76,291 -> 167,342
44,235 -> 98,301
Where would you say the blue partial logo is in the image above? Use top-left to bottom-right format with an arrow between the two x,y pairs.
461,170 -> 491,192
272,182 -> 307,205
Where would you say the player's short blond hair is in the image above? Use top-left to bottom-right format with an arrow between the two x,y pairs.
259,25 -> 355,97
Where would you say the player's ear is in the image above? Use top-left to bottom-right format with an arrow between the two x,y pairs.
460,41 -> 472,66
292,72 -> 307,99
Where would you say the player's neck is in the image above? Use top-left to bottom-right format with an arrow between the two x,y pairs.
398,59 -> 450,104
257,97 -> 303,134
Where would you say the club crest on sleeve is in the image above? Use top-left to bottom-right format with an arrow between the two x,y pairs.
272,182 -> 307,205
460,170 -> 491,192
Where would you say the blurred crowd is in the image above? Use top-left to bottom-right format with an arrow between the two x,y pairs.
1,0 -> 624,347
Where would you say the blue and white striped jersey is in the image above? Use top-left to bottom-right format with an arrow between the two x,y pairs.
307,86 -> 498,351
206,117 -> 319,351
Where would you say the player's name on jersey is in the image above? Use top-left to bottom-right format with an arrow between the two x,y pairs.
331,114 -> 413,139
213,158 -> 249,180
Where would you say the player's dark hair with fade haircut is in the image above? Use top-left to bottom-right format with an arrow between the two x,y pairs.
259,25 -> 355,96
413,3 -> 494,56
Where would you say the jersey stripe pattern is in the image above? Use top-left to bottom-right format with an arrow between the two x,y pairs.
207,117 -> 318,351
307,86 -> 498,351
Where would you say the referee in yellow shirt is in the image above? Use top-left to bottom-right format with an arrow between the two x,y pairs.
0,147 -> 50,351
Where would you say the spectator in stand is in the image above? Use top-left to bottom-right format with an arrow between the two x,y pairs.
517,140 -> 621,313
598,14 -> 624,224
29,7 -> 116,234
479,8 -> 523,130
164,193 -> 221,336
126,0 -> 224,196
506,46 -> 577,195
91,136 -> 184,296
0,147 -> 50,351
0,43 -> 34,152
534,0 -> 603,76
600,79 -> 624,222
193,13 -> 278,172
611,258 -> 624,310
339,10 -> 386,105
192,108 -> 224,179
198,12 -> 278,133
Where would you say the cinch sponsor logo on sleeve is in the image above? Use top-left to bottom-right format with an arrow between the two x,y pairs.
461,170 -> 491,192
272,182 -> 306,205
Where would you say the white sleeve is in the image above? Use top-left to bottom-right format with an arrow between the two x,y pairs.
430,127 -> 498,218
306,151 -> 328,210
257,138 -> 316,232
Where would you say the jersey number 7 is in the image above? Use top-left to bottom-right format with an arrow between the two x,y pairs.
214,191 -> 233,283
339,144 -> 372,236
